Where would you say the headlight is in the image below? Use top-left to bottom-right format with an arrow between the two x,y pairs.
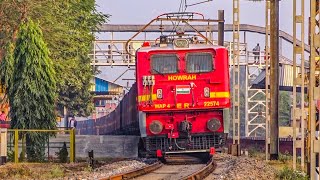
149,120 -> 163,134
204,87 -> 210,97
207,118 -> 221,132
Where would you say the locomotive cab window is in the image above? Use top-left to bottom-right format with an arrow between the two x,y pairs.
186,53 -> 214,73
151,54 -> 178,74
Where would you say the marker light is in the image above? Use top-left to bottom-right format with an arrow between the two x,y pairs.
142,41 -> 151,47
204,87 -> 210,98
157,89 -> 163,99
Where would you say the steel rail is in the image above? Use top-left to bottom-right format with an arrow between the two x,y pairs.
182,158 -> 216,180
100,161 -> 162,180
100,157 -> 215,180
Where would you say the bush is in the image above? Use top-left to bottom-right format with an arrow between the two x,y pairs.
278,151 -> 292,163
19,151 -> 25,162
55,142 -> 68,163
49,165 -> 64,178
277,166 -> 308,180
7,150 -> 14,162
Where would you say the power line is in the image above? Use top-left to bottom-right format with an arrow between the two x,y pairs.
186,0 -> 213,8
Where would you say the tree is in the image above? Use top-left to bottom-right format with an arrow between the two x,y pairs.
0,0 -> 108,117
0,43 -> 14,95
279,91 -> 291,126
9,19 -> 56,161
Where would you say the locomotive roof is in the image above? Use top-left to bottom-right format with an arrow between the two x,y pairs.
137,43 -> 227,53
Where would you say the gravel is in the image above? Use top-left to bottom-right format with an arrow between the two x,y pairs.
54,154 -> 276,180
206,153 -> 277,180
56,159 -> 156,180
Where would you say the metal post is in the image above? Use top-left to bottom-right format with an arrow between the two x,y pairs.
270,0 -> 279,160
14,130 -> 18,163
293,0 -> 306,170
0,129 -> 7,164
232,0 -> 241,155
265,0 -> 271,161
69,129 -> 75,163
309,0 -> 320,179
218,10 -> 224,46
245,48 -> 249,137
111,32 -> 114,64
64,106 -> 68,129
93,41 -> 96,69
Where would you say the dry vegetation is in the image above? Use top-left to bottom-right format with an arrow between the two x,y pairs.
247,147 -> 308,180
0,163 -> 90,179
0,158 -> 127,180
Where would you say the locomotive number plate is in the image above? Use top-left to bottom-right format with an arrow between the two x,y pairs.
204,101 -> 220,107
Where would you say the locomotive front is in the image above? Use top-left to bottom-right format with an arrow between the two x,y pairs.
135,36 -> 230,158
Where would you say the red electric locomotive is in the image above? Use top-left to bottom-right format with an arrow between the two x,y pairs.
130,12 -> 230,158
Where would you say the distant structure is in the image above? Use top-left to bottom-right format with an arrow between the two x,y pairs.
90,75 -> 124,119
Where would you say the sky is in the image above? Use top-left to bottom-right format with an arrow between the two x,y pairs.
94,0 -> 310,87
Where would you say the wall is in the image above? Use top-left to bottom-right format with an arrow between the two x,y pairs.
50,135 -> 140,158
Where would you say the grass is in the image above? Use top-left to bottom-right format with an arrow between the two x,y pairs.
245,147 -> 309,179
46,165 -> 64,178
276,166 -> 309,180
0,158 -> 125,179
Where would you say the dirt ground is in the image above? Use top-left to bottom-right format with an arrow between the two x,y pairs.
0,163 -> 81,180
0,153 -> 305,180
206,153 -> 277,180
0,158 -> 152,180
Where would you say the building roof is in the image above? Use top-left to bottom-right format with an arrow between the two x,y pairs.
95,74 -> 123,88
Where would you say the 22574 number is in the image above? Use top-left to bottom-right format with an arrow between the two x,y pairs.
204,101 -> 220,107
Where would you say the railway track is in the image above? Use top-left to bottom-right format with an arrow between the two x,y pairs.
100,156 -> 216,180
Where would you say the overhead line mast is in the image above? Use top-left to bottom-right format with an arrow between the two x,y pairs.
265,0 -> 271,161
309,0 -> 320,179
270,0 -> 280,161
232,0 -> 241,155
292,0 -> 306,171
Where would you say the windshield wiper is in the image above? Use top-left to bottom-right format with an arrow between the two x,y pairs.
153,68 -> 165,77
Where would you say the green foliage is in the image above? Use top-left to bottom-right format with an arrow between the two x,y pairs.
18,151 -> 25,162
7,150 -> 14,162
48,165 -> 64,178
8,19 -> 56,162
56,142 -> 69,163
278,151 -> 292,163
0,43 -> 14,92
83,165 -> 93,172
31,0 -> 108,116
276,166 -> 308,180
0,0 -> 108,117
279,91 -> 291,126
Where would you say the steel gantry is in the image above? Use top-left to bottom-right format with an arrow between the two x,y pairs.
292,0 -> 307,171
309,0 -> 320,179
232,0 -> 241,155
244,53 -> 268,137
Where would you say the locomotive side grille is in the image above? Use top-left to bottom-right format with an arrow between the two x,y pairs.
145,133 -> 224,154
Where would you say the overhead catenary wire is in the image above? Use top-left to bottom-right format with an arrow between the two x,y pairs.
186,0 -> 213,8
170,0 -> 186,35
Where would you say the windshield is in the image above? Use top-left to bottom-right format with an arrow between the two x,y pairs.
151,54 -> 178,74
186,53 -> 214,73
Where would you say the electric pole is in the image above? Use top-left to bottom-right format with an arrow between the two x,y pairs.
270,0 -> 279,160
